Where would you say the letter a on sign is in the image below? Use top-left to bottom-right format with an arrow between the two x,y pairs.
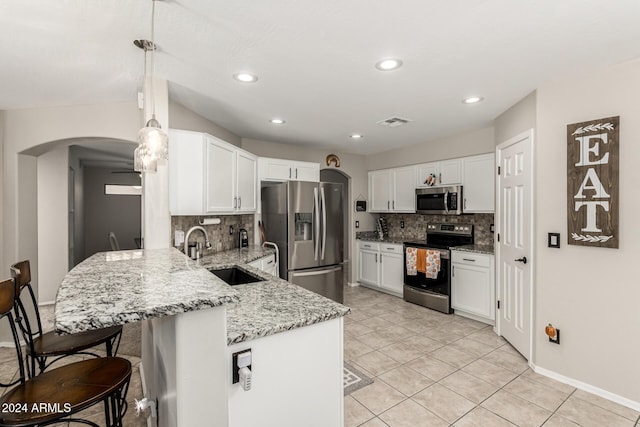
566,116 -> 619,248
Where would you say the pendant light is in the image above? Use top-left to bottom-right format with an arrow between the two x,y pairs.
134,0 -> 167,173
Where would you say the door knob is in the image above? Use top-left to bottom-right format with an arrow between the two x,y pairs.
515,256 -> 527,264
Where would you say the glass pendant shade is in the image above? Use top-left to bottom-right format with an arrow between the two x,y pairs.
134,115 -> 167,173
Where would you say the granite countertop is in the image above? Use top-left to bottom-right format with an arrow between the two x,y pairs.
451,244 -> 495,255
357,235 -> 418,245
196,245 -> 275,265
55,245 -> 350,345
55,248 -> 239,335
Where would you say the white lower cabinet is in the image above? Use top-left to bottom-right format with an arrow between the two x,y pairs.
358,241 -> 403,296
248,253 -> 277,276
451,250 -> 495,324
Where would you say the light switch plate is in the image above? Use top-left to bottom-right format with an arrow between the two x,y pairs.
548,232 -> 560,248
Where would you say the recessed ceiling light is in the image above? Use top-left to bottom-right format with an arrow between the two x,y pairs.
233,73 -> 258,83
270,118 -> 285,125
375,58 -> 403,71
350,134 -> 364,139
463,96 -> 483,104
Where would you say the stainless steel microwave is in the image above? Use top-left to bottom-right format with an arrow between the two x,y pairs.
416,186 -> 463,215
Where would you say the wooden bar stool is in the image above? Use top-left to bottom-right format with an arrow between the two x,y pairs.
0,278 -> 132,427
10,260 -> 124,378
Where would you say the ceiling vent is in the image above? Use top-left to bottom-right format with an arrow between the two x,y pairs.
377,116 -> 412,128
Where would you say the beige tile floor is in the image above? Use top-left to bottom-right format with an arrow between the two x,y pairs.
3,289 -> 638,427
343,285 -> 640,427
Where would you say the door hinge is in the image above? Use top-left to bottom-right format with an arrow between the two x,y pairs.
498,166 -> 501,175
497,300 -> 500,309
497,233 -> 500,242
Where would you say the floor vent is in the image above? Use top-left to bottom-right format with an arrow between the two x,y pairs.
376,116 -> 412,127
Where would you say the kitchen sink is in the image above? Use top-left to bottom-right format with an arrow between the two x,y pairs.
207,266 -> 265,286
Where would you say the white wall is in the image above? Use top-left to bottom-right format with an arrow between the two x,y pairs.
494,91 -> 537,145
0,111 -> 4,272
169,101 -> 241,147
37,147 -> 69,304
0,102 -> 139,342
241,138 -> 374,284
366,126 -> 495,171
535,59 -> 640,405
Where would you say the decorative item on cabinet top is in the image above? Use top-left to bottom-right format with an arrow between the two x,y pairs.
326,154 -> 341,167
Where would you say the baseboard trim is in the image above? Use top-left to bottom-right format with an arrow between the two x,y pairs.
347,282 -> 360,287
532,363 -> 640,412
39,300 -> 55,306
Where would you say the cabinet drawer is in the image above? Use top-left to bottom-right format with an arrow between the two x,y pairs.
359,241 -> 380,251
380,244 -> 402,254
451,251 -> 492,267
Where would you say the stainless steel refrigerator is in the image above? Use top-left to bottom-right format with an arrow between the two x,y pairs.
261,181 -> 344,303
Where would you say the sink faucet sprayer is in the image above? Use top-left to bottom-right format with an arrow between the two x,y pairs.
184,226 -> 212,260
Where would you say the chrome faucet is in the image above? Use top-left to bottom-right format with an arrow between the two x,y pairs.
184,226 -> 212,259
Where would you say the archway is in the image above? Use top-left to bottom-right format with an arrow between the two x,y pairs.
20,137 -> 137,304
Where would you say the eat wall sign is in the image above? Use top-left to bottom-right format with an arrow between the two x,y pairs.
567,116 -> 619,248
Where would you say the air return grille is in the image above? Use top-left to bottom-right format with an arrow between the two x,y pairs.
376,116 -> 412,127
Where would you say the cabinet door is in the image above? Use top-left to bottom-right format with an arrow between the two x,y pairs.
236,151 -> 257,212
392,166 -> 416,212
260,158 -> 293,181
463,153 -> 495,213
369,170 -> 391,212
168,130 -> 205,215
416,162 -> 439,188
451,263 -> 493,319
379,251 -> 403,294
205,139 -> 236,213
439,159 -> 463,185
293,162 -> 320,182
358,249 -> 379,285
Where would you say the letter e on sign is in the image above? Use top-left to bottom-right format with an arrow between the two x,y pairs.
566,116 -> 619,248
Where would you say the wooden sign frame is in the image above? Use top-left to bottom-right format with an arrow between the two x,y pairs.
567,116 -> 619,248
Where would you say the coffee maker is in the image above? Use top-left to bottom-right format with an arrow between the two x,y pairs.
238,228 -> 249,248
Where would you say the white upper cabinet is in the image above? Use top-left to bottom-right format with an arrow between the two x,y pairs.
392,166 -> 417,212
462,153 -> 495,213
169,129 -> 257,215
369,170 -> 392,212
258,157 -> 320,182
368,166 -> 416,213
235,150 -> 258,212
416,159 -> 462,187
439,159 -> 463,185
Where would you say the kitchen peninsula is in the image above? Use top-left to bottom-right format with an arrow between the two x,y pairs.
55,247 -> 349,427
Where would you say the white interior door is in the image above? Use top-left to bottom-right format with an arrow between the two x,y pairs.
496,129 -> 533,360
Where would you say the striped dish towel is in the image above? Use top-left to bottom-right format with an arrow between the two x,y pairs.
405,247 -> 417,276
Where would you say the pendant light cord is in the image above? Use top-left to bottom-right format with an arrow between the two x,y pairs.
149,0 -> 157,120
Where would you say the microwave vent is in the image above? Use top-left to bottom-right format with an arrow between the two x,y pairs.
377,116 -> 412,128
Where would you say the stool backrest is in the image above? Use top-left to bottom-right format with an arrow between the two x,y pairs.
0,278 -> 26,387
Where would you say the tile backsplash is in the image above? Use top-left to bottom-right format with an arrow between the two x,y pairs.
171,215 -> 254,253
364,213 -> 495,246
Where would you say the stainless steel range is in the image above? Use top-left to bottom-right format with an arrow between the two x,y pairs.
403,223 -> 473,313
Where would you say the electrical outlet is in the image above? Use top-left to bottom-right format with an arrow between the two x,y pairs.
400,221 -> 405,229
174,230 -> 184,247
229,225 -> 234,235
355,221 -> 360,229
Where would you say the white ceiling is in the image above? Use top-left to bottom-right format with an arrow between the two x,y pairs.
2,0 -> 640,155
